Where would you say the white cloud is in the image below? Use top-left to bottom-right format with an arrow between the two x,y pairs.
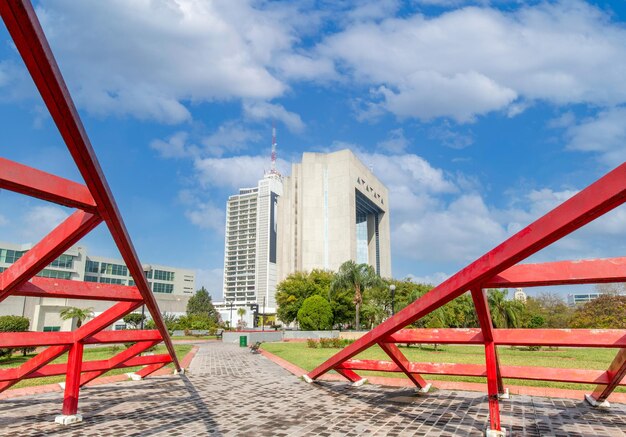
406,271 -> 451,286
36,0 -> 299,123
565,107 -> 626,166
193,155 -> 289,190
428,123 -> 474,149
377,128 -> 409,153
318,1 -> 626,121
184,202 -> 225,232
243,101 -> 305,133
201,122 -> 262,157
150,131 -> 197,159
21,205 -> 70,242
0,214 -> 8,227
361,152 -> 458,195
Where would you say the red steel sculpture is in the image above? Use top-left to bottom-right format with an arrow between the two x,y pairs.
0,0 -> 181,423
307,166 -> 626,432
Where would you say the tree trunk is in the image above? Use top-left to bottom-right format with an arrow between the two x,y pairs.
355,302 -> 360,330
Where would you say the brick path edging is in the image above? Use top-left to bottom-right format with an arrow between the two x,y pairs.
259,348 -> 626,404
0,345 -> 200,400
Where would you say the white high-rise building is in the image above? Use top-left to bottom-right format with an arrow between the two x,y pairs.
222,173 -> 283,312
219,149 -> 391,324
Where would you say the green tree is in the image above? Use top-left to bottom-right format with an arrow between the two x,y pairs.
297,295 -> 333,330
186,287 -> 219,324
570,295 -> 626,329
0,315 -> 31,358
123,313 -> 146,329
59,307 -> 94,329
487,289 -> 523,328
237,307 -> 247,329
532,292 -> 573,328
275,270 -> 334,325
331,261 -> 382,330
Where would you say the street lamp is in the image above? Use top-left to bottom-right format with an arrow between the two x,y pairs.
389,284 -> 396,316
229,299 -> 234,330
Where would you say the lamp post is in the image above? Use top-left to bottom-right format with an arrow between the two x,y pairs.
389,284 -> 396,316
229,300 -> 234,330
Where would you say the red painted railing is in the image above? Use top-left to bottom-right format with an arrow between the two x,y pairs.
308,163 -> 626,433
0,0 -> 179,420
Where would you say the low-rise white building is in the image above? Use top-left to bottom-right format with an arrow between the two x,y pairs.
0,241 -> 196,331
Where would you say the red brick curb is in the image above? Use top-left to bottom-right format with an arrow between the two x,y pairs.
259,348 -> 626,405
0,345 -> 200,400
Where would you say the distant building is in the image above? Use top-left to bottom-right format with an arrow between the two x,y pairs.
0,241 -> 195,331
278,149 -> 391,278
217,149 -> 392,325
513,288 -> 527,303
567,292 -> 602,306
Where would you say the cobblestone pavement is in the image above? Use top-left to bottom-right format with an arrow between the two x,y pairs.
0,342 -> 624,436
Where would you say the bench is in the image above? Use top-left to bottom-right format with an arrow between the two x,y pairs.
216,329 -> 224,340
250,341 -> 262,354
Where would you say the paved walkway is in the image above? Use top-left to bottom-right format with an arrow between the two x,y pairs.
0,342 -> 624,436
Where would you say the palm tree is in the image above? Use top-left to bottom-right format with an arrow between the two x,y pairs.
331,260 -> 382,330
487,289 -> 523,328
236,307 -> 247,329
59,307 -> 94,329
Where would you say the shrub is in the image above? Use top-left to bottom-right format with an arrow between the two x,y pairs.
0,315 -> 31,359
306,338 -> 318,348
331,338 -> 342,348
297,296 -> 333,330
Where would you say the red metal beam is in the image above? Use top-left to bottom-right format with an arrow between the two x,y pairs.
338,360 -> 625,386
80,340 -> 161,386
0,0 -> 179,371
0,329 -> 162,348
62,343 -> 83,415
470,288 -> 502,431
379,342 -> 428,389
335,368 -> 363,383
0,345 -> 70,391
0,354 -> 172,382
0,211 -> 101,301
135,362 -> 169,379
0,157 -> 97,213
590,348 -> 626,403
308,162 -> 626,380
385,328 -> 626,348
74,301 -> 142,341
486,257 -> 626,288
13,277 -> 142,302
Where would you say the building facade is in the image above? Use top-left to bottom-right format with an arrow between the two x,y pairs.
219,149 -> 391,323
222,173 -> 283,313
0,242 -> 196,331
277,149 -> 391,279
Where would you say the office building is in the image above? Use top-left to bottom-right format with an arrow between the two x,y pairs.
222,172 -> 283,313
567,292 -> 602,306
0,242 -> 195,331
219,149 -> 391,322
277,149 -> 391,279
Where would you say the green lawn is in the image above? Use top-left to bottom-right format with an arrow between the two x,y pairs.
171,335 -> 218,340
0,344 -> 192,389
262,342 -> 625,392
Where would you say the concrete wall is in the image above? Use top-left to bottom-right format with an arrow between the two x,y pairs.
223,331 -> 283,344
283,330 -> 340,340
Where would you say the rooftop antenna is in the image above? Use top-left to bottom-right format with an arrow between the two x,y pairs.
270,122 -> 281,176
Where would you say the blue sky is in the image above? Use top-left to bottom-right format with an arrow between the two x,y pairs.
1,0 -> 626,299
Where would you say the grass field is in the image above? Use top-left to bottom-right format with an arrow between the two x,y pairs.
0,344 -> 192,390
262,342 -> 625,392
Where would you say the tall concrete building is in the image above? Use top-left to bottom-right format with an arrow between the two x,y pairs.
219,149 -> 391,322
222,173 -> 283,312
0,241 -> 196,331
277,149 -> 391,279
